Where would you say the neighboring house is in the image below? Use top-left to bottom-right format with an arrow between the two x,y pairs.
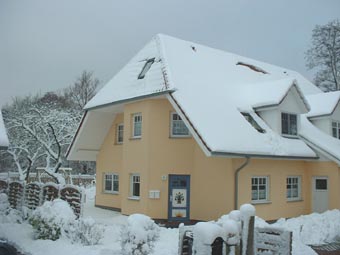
67,34 -> 340,222
0,110 -> 9,150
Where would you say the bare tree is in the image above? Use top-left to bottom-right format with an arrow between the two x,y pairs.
66,70 -> 99,110
305,19 -> 340,91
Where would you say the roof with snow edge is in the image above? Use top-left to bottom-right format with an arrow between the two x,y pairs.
69,34 -> 337,161
0,111 -> 9,149
306,91 -> 340,118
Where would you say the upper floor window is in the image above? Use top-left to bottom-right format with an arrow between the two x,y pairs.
171,113 -> 190,137
286,176 -> 301,201
104,173 -> 119,193
332,121 -> 340,139
117,123 -> 124,144
138,58 -> 155,79
132,113 -> 142,138
281,112 -> 297,136
251,176 -> 269,202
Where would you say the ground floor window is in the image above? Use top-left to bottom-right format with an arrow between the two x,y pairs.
251,176 -> 268,202
287,176 -> 301,200
104,173 -> 119,193
130,174 -> 140,198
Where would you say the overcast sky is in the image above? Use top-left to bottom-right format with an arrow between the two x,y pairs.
0,0 -> 339,107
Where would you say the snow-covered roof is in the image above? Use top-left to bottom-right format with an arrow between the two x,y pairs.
306,91 -> 340,118
69,34 -> 327,161
0,110 -> 9,149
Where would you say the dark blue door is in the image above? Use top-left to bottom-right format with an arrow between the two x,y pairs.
168,175 -> 190,221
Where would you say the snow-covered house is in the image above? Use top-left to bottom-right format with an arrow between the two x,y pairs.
0,111 -> 9,150
67,34 -> 340,221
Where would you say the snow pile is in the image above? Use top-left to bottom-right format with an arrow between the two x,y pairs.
192,222 -> 225,254
29,199 -> 76,240
273,210 -> 340,245
191,204 -> 255,255
121,214 -> 160,255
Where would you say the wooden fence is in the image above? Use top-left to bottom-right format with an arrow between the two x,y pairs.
0,181 -> 84,218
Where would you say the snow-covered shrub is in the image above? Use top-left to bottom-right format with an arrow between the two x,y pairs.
0,193 -> 9,213
121,214 -> 160,255
0,193 -> 23,223
66,217 -> 104,245
29,199 -> 76,240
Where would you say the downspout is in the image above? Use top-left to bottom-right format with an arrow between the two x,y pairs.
234,157 -> 250,210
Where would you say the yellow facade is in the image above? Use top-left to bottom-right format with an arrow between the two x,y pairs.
95,98 -> 340,221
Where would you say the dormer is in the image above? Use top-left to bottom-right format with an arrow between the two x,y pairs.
249,82 -> 309,138
306,91 -> 340,139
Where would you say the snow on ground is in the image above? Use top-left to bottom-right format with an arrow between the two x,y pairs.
0,185 -> 339,255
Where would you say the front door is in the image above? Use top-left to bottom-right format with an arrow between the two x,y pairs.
312,177 -> 329,213
168,175 -> 190,221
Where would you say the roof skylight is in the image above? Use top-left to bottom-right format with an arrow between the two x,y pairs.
138,58 -> 155,79
241,113 -> 265,133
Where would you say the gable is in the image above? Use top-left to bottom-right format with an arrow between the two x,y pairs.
279,86 -> 309,114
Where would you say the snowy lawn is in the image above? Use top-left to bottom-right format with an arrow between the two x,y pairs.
0,186 -> 339,255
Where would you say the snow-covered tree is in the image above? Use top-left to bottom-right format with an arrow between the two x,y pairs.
306,19 -> 340,91
2,93 -> 82,183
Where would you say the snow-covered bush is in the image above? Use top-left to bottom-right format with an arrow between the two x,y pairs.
121,214 -> 160,255
0,193 -> 9,213
29,199 -> 76,240
66,217 -> 104,245
0,193 -> 23,223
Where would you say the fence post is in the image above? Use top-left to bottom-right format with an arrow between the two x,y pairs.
240,204 -> 256,255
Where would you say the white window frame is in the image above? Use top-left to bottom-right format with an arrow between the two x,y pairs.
132,113 -> 142,138
116,123 -> 124,144
170,112 -> 190,137
104,173 -> 119,194
281,112 -> 298,137
331,121 -> 340,139
286,176 -> 301,201
129,174 -> 140,199
251,176 -> 269,203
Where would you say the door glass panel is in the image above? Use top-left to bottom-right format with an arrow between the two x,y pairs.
315,179 -> 327,190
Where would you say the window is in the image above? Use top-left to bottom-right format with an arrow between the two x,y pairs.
242,113 -> 265,133
171,113 -> 190,137
104,173 -> 119,193
332,121 -> 340,139
130,174 -> 140,198
251,177 -> 269,202
132,113 -> 142,138
117,123 -> 124,144
286,176 -> 301,200
281,113 -> 297,136
138,58 -> 155,79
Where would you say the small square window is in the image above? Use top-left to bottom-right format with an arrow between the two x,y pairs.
117,123 -> 124,144
171,113 -> 190,137
104,173 -> 119,193
286,176 -> 301,201
251,176 -> 269,202
281,113 -> 297,136
132,114 -> 142,138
